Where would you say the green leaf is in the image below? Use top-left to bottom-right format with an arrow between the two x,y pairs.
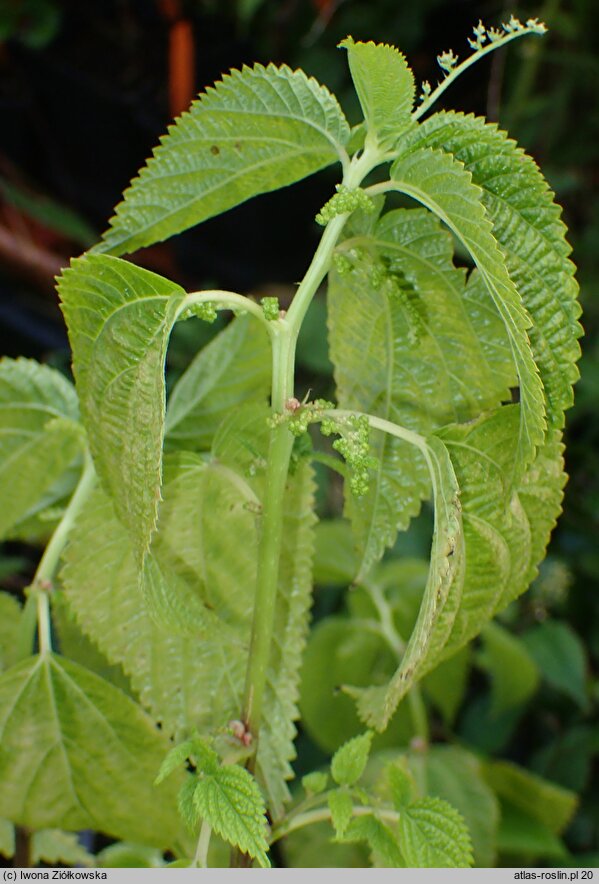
96,64 -> 350,255
155,735 -> 216,785
60,441 -> 316,819
0,358 -> 81,540
59,254 -> 189,560
344,814 -> 403,867
328,789 -> 354,837
302,771 -> 328,796
386,760 -> 416,810
299,617 -> 416,753
60,465 -> 251,740
340,38 -> 415,149
399,797 -> 473,868
32,830 -> 94,867
255,459 -> 317,818
331,731 -> 373,786
97,842 -> 165,868
389,146 -> 546,483
478,621 -> 539,715
414,746 -> 500,868
192,763 -> 270,867
482,760 -> 577,835
0,654 -> 185,849
421,646 -> 470,726
346,434 -> 463,729
497,802 -> 568,861
522,619 -> 587,707
401,111 -> 582,429
51,592 -> 131,695
329,207 -> 513,574
0,818 -> 14,858
0,592 -> 22,672
165,314 -> 271,451
313,519 -> 358,585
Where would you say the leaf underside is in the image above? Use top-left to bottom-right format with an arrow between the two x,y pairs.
60,423 -> 316,816
0,359 -> 82,540
0,654 -> 184,850
95,63 -> 350,256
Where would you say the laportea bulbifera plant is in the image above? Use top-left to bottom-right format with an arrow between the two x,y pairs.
0,17 -> 582,868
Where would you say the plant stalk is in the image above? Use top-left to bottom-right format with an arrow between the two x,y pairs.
32,449 -> 96,656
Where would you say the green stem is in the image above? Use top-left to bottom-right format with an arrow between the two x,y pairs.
286,144 -> 384,340
239,153 -> 382,746
192,821 -> 212,868
241,420 -> 294,739
270,804 -> 400,844
33,450 -> 96,656
184,289 -> 274,334
413,24 -> 547,121
407,687 -> 430,744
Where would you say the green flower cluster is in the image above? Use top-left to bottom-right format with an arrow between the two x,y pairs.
316,185 -> 375,226
260,296 -> 280,321
321,413 -> 375,497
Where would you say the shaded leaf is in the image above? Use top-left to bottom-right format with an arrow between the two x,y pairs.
165,314 -> 271,451
0,654 -> 185,849
59,255 -> 188,559
0,358 -> 81,541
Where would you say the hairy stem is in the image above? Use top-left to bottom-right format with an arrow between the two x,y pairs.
413,23 -> 546,121
33,449 -> 96,656
270,804 -> 400,844
184,289 -> 273,333
234,146 -> 384,865
241,420 -> 294,740
192,821 -> 212,868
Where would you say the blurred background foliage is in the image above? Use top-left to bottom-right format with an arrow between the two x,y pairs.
1,0 -> 598,868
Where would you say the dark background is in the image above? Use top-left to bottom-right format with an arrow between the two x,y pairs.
1,0 -> 598,864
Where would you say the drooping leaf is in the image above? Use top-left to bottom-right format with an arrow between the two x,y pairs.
328,207 -> 513,574
165,314 -> 271,451
398,797 -> 473,868
0,358 -> 81,540
399,111 -> 582,429
59,254 -> 189,560
388,146 -> 546,483
521,619 -> 587,708
478,621 -> 540,715
0,654 -> 185,850
96,64 -> 350,255
331,732 -> 373,787
340,38 -> 415,149
192,763 -> 270,868
346,434 -> 463,730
